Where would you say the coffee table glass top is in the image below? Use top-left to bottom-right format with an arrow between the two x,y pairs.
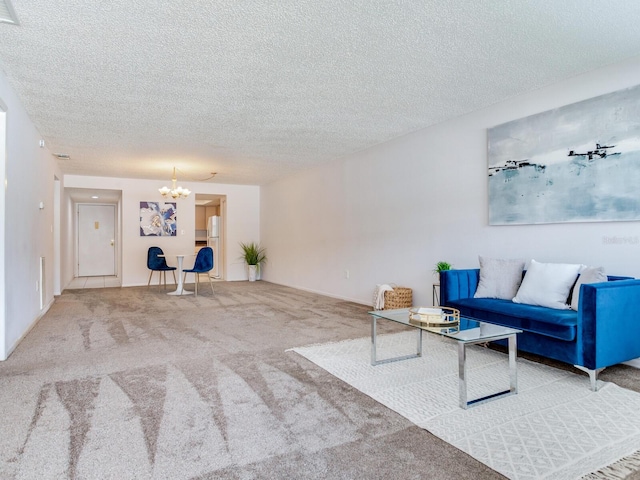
368,308 -> 521,342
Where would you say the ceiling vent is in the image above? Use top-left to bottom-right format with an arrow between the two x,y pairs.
0,0 -> 19,25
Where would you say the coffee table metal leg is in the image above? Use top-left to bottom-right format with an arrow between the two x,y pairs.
371,316 -> 377,365
459,333 -> 518,409
509,334 -> 518,394
458,342 -> 467,409
370,315 -> 423,366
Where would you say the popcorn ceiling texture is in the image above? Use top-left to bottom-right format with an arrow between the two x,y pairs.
1,1 -> 640,185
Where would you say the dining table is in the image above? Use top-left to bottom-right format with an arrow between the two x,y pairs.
159,253 -> 195,295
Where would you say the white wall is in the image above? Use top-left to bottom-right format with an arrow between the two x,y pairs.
0,98 -> 6,359
0,70 -> 61,360
63,175 -> 260,287
261,56 -> 640,307
60,186 -> 74,292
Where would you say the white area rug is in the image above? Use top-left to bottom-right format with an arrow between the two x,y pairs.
292,331 -> 640,480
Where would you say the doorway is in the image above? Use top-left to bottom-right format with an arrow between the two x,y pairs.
195,194 -> 226,280
77,204 -> 116,276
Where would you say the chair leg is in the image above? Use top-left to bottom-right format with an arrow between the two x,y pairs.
163,271 -> 166,289
208,273 -> 215,295
194,273 -> 199,297
171,271 -> 176,285
182,272 -> 187,295
147,270 -> 153,288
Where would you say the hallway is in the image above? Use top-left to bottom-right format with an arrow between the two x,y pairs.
66,276 -> 121,289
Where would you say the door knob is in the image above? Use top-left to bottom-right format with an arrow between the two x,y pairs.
110,239 -> 114,246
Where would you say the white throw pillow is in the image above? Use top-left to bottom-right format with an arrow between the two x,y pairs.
512,260 -> 582,310
474,256 -> 525,300
570,266 -> 608,311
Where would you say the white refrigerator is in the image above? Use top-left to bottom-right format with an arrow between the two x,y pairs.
207,216 -> 220,278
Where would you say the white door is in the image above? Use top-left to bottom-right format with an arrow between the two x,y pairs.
78,204 -> 116,276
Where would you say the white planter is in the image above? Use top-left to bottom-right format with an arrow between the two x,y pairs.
248,264 -> 258,282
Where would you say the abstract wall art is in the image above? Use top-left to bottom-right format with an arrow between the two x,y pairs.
488,84 -> 640,225
139,201 -> 177,236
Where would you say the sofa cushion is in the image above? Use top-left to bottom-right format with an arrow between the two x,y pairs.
474,256 -> 525,300
513,260 -> 582,310
570,266 -> 608,311
447,297 -> 578,341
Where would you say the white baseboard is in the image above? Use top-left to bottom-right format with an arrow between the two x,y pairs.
264,280 -> 370,307
623,358 -> 640,369
3,297 -> 55,361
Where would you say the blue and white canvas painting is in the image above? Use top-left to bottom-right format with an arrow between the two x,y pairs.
140,201 -> 177,236
488,84 -> 640,225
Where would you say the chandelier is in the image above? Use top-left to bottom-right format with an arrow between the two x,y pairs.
159,167 -> 191,199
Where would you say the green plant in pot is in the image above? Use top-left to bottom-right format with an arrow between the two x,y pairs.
431,261 -> 452,306
239,242 -> 267,281
433,261 -> 452,276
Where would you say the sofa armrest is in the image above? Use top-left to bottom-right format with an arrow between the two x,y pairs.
579,279 -> 640,370
440,269 -> 480,305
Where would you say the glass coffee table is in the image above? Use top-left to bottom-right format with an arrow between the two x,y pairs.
368,307 -> 521,409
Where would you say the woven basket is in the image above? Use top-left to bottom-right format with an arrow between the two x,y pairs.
383,287 -> 413,309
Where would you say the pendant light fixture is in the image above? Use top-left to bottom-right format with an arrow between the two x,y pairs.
159,167 -> 191,199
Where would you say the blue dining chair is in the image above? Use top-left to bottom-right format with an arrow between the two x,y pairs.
147,246 -> 177,289
182,247 -> 214,296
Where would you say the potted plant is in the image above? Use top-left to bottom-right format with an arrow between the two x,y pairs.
239,242 -> 267,281
432,261 -> 452,306
433,261 -> 452,275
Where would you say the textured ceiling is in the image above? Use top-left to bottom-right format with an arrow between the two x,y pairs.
1,1 -> 640,185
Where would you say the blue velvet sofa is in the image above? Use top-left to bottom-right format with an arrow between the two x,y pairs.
440,269 -> 640,390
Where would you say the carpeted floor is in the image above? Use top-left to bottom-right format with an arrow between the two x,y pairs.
0,281 -> 639,479
293,331 -> 640,479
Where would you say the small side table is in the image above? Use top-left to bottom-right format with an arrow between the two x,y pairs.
160,254 -> 196,296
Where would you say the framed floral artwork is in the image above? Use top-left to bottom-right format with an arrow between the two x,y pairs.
140,201 -> 177,236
